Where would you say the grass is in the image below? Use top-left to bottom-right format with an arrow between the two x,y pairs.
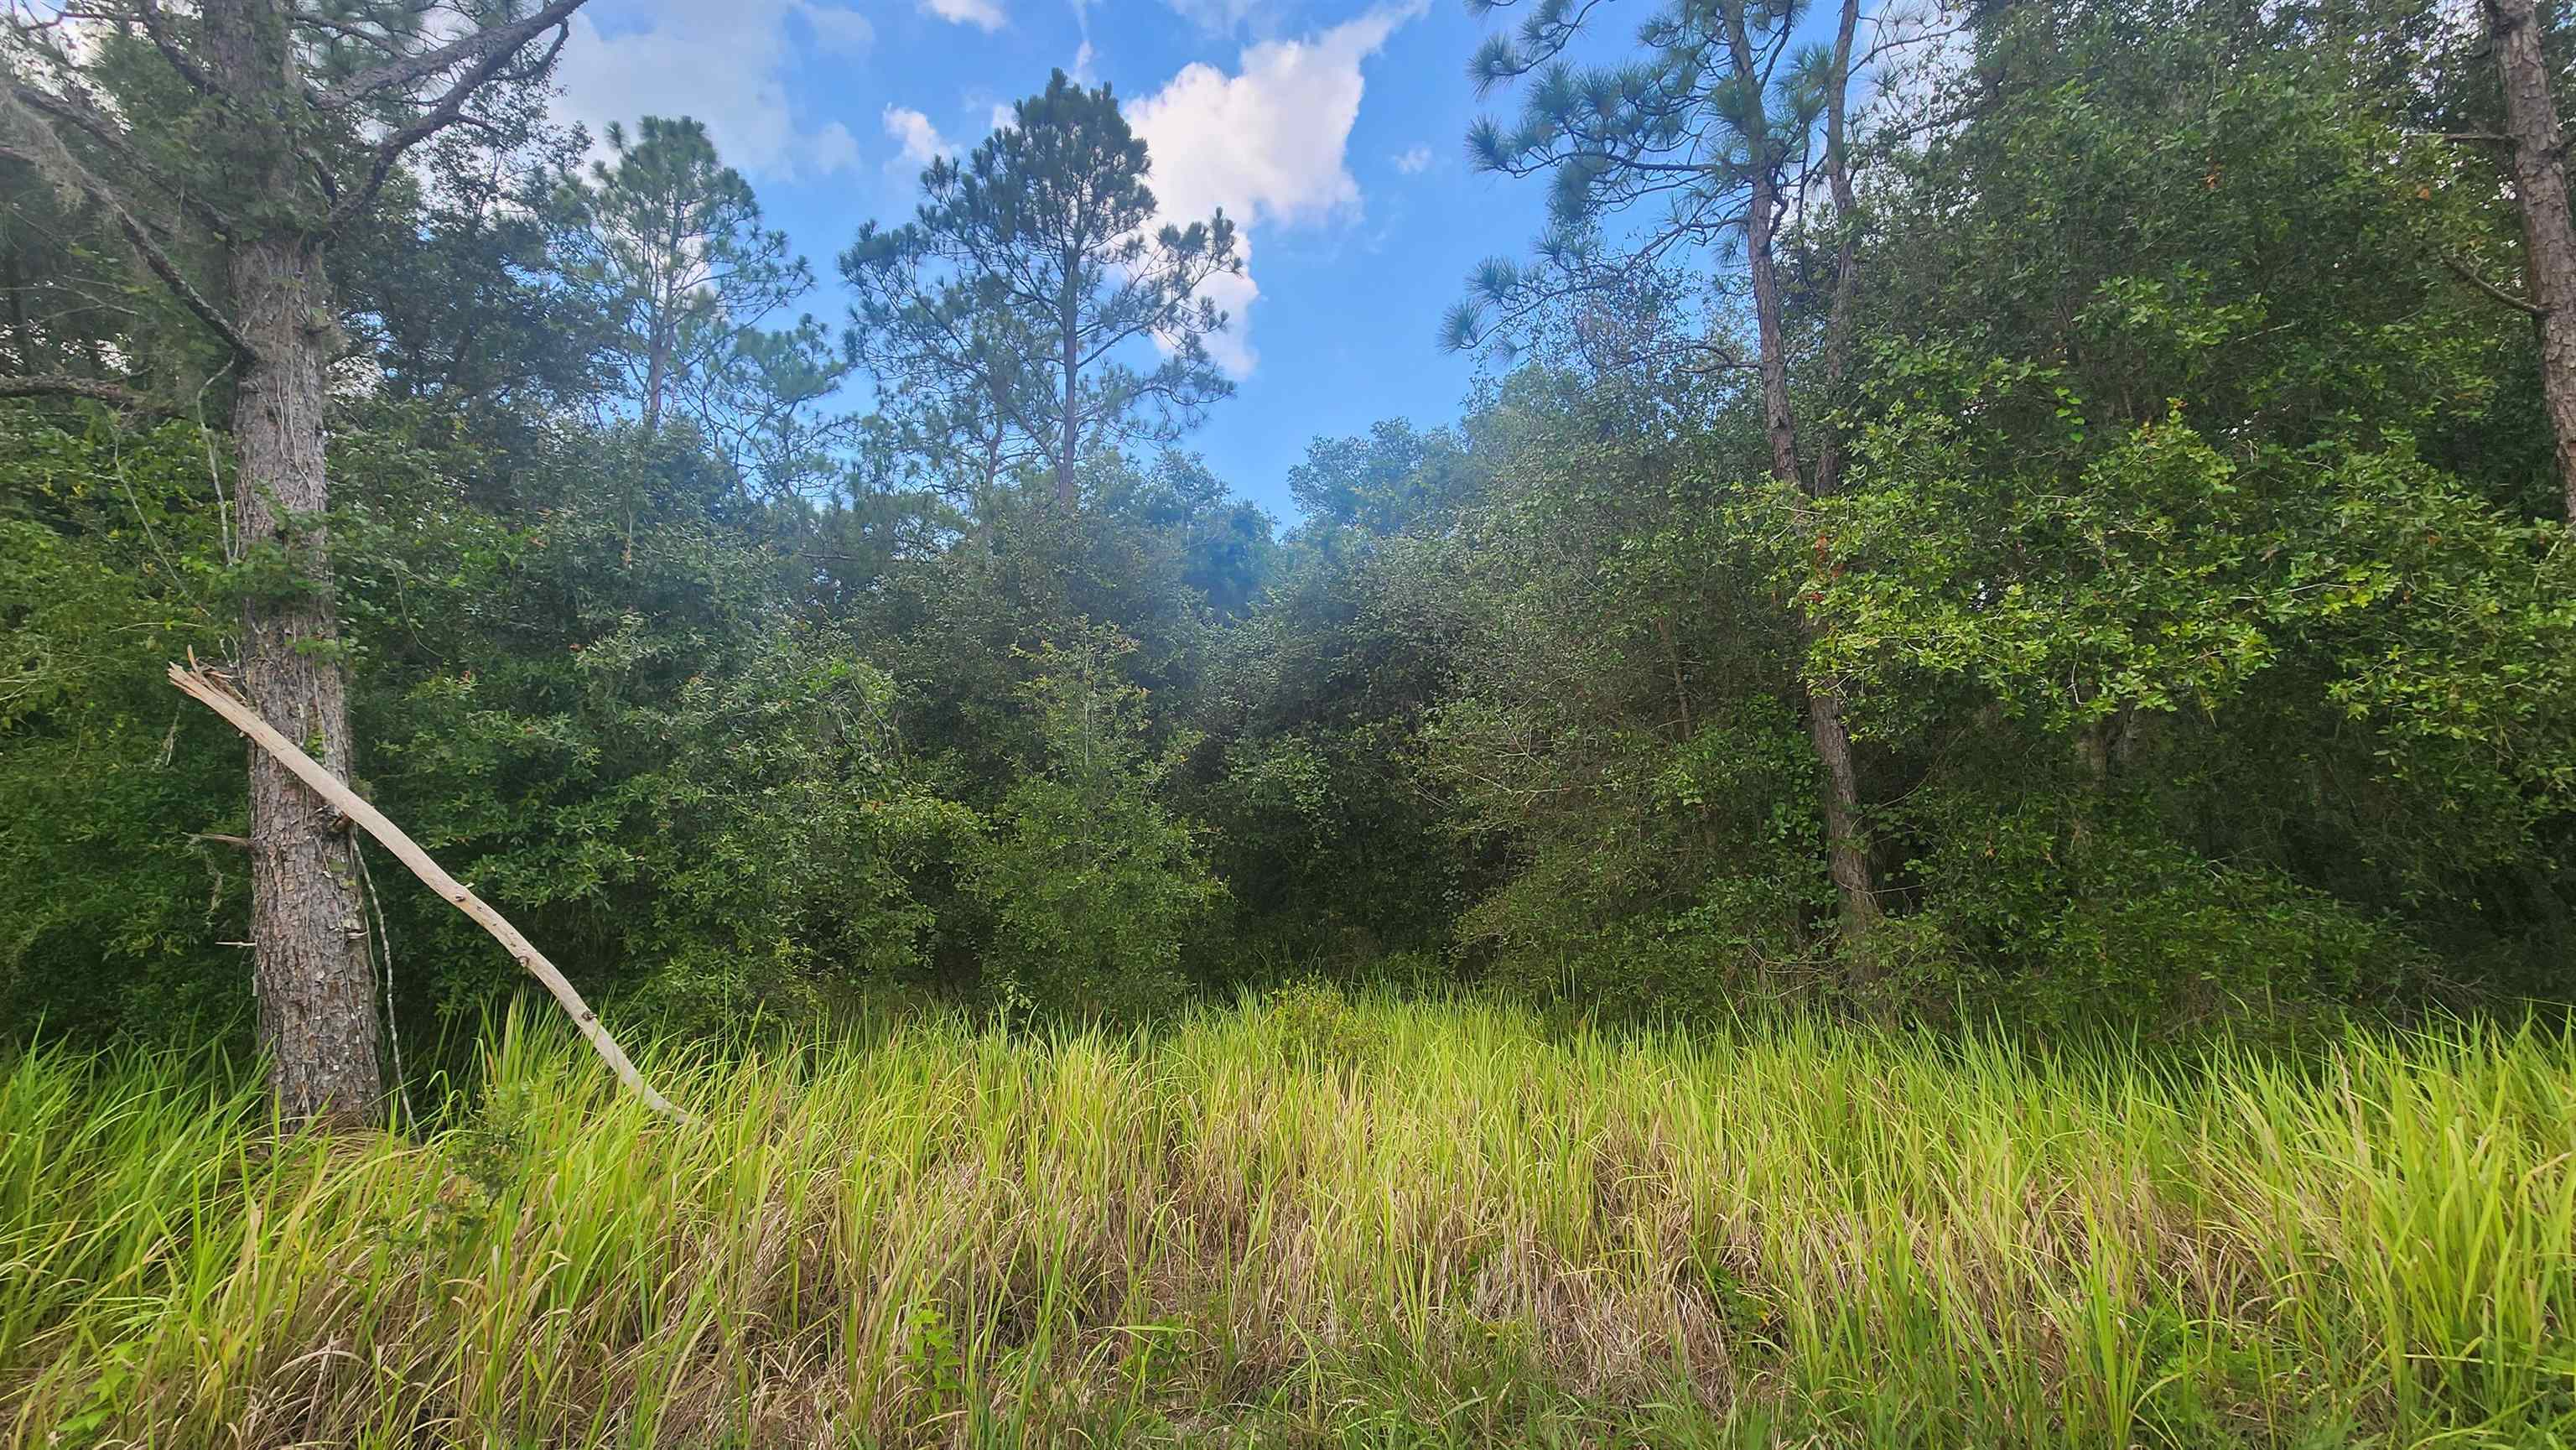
3,989 -> 2572,1447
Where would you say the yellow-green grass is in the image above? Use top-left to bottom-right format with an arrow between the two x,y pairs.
4,992 -> 2571,1447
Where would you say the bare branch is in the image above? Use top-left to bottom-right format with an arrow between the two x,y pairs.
0,372 -> 148,407
325,23 -> 567,230
2444,250 -> 2548,316
130,0 -> 220,95
0,85 -> 255,356
169,658 -> 689,1121
314,0 -> 590,112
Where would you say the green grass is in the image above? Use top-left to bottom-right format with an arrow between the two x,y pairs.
4,990 -> 2573,1447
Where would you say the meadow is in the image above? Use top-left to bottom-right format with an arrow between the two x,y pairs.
5,991 -> 2571,1447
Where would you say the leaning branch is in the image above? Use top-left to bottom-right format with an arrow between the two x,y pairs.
167,659 -> 688,1120
325,23 -> 568,231
128,0 -> 221,96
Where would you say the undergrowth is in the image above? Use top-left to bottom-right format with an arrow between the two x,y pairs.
4,992 -> 2572,1447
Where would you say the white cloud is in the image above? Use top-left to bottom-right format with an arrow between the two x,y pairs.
1071,39 -> 1098,82
922,0 -> 1007,29
882,105 -> 953,169
813,120 -> 864,174
1128,3 -> 1422,375
1392,143 -> 1432,174
554,0 -> 873,180
989,101 -> 1019,134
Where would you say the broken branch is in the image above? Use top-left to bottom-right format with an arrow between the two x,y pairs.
168,659 -> 687,1120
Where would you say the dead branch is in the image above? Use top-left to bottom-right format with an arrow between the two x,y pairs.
168,658 -> 688,1120
0,372 -> 148,407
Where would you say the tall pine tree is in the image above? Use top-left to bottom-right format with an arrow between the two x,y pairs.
1447,0 -> 1886,957
844,70 -> 1241,513
0,0 -> 591,1121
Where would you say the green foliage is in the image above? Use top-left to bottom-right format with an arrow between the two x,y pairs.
10,0 -> 2576,1066
1878,790 -> 2426,1032
966,631 -> 1223,1021
1195,502 -> 1468,966
1259,977 -> 1386,1067
0,413 -> 242,1041
340,418 -> 970,1026
1800,399 -> 2287,733
563,114 -> 844,470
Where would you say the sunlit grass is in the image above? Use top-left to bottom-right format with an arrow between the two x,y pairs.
4,991 -> 2571,1446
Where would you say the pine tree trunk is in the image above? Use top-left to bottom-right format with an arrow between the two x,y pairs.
643,320 -> 669,439
1746,162 -> 1881,952
1058,262 -> 1080,512
2486,0 -> 2576,524
231,231 -> 384,1124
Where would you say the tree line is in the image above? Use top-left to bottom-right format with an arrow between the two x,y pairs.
3,0 -> 2573,1120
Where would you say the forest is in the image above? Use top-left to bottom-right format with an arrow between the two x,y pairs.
3,0 -> 2575,1442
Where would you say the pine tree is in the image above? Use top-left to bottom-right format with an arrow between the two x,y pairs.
2477,0 -> 2576,525
1446,0 -> 1886,956
0,0 -> 591,1122
844,70 -> 1241,514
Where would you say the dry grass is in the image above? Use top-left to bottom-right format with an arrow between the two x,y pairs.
4,990 -> 2571,1447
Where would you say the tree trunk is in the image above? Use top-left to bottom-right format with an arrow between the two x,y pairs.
1057,259 -> 1080,512
642,320 -> 669,439
2069,710 -> 2112,859
2486,0 -> 2576,524
230,231 -> 383,1123
1801,673 -> 1878,946
1810,0 -> 1864,502
1744,170 -> 1804,489
1745,158 -> 1881,952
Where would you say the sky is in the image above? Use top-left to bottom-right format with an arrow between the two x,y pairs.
547,0 -> 1562,519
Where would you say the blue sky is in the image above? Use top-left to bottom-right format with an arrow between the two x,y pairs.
550,0 -> 1561,518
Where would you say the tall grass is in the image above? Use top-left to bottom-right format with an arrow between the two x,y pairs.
4,991 -> 2571,1447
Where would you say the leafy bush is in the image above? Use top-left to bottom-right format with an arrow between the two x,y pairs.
966,631 -> 1223,1021
1884,791 -> 2426,1032
0,415 -> 243,1043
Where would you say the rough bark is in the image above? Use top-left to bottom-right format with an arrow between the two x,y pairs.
7,0 -> 591,1125
171,663 -> 687,1120
228,230 -> 384,1123
2485,0 -> 2576,524
203,0 -> 382,1123
1801,675 -> 1879,943
1743,168 -> 1805,489
1743,128 -> 1882,953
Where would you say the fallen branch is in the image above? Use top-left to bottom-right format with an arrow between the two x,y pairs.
168,659 -> 688,1120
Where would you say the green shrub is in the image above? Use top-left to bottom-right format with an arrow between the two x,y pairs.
1888,791 -> 2425,1032
967,630 -> 1224,1021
